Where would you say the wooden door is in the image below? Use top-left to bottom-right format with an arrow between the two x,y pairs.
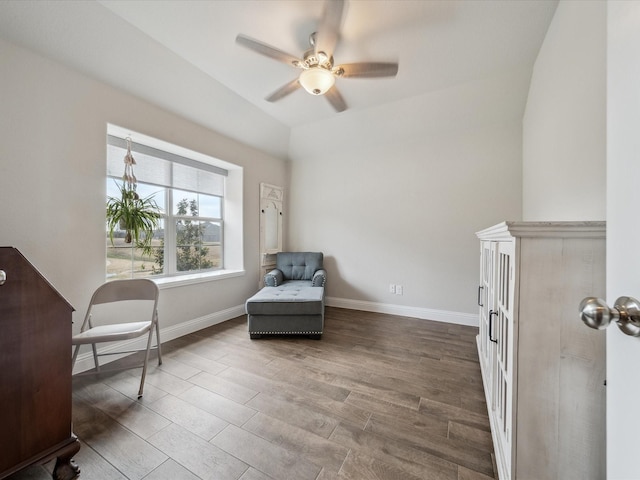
607,3 -> 640,477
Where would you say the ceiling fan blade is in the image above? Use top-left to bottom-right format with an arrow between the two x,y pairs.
265,78 -> 301,102
325,86 -> 347,112
236,34 -> 303,67
314,0 -> 345,58
337,62 -> 399,78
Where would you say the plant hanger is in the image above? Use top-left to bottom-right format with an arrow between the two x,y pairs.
123,137 -> 138,197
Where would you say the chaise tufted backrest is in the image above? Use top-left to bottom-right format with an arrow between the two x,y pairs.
276,252 -> 323,281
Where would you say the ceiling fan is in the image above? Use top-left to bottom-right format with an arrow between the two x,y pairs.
235,0 -> 399,113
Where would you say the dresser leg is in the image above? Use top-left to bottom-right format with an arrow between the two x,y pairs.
52,437 -> 81,480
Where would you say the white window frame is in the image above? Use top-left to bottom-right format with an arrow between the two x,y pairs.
106,124 -> 244,287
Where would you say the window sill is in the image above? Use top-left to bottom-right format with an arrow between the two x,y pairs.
153,269 -> 245,289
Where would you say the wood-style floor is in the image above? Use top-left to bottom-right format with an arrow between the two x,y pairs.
9,307 -> 496,480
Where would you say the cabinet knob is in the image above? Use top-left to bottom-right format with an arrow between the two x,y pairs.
0,270 -> 5,285
579,296 -> 640,337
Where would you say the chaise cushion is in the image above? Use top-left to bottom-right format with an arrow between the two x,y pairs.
246,284 -> 324,316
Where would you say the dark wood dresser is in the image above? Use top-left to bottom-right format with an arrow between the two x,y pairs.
0,247 -> 80,480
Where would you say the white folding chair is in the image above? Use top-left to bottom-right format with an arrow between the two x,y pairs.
72,279 -> 162,398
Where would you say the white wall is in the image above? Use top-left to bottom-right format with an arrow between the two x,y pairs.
606,2 -> 640,477
522,0 -> 606,221
0,38 -> 287,340
287,68 -> 526,322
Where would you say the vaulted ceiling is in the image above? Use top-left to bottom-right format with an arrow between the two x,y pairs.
0,0 -> 558,158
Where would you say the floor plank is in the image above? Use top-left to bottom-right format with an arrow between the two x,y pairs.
146,423 -> 248,479
211,424 -> 322,480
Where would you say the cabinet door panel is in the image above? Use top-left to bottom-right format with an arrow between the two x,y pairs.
478,241 -> 495,378
494,240 -> 515,478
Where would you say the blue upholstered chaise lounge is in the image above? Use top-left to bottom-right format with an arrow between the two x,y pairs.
245,252 -> 326,339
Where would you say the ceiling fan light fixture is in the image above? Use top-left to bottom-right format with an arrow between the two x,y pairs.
299,67 -> 335,95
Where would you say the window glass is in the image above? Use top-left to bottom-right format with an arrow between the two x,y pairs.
199,194 -> 222,218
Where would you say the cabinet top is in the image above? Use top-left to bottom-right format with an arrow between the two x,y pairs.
0,246 -> 75,311
476,221 -> 606,241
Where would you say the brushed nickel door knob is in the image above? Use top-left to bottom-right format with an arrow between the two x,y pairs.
579,296 -> 640,337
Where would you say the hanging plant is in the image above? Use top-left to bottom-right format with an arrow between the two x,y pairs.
106,183 -> 161,253
106,137 -> 161,255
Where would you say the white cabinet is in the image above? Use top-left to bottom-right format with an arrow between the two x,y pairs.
476,222 -> 606,480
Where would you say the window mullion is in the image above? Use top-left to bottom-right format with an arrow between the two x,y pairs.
165,188 -> 177,275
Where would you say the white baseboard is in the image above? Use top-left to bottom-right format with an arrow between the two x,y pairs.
325,296 -> 478,327
72,304 -> 245,374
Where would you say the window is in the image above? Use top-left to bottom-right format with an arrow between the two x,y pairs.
106,133 -> 230,281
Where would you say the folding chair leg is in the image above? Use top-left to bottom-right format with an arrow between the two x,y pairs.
155,320 -> 163,366
138,326 -> 157,398
91,343 -> 100,371
71,345 -> 80,369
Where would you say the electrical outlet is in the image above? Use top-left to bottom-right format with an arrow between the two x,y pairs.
389,284 -> 396,294
396,285 -> 403,295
